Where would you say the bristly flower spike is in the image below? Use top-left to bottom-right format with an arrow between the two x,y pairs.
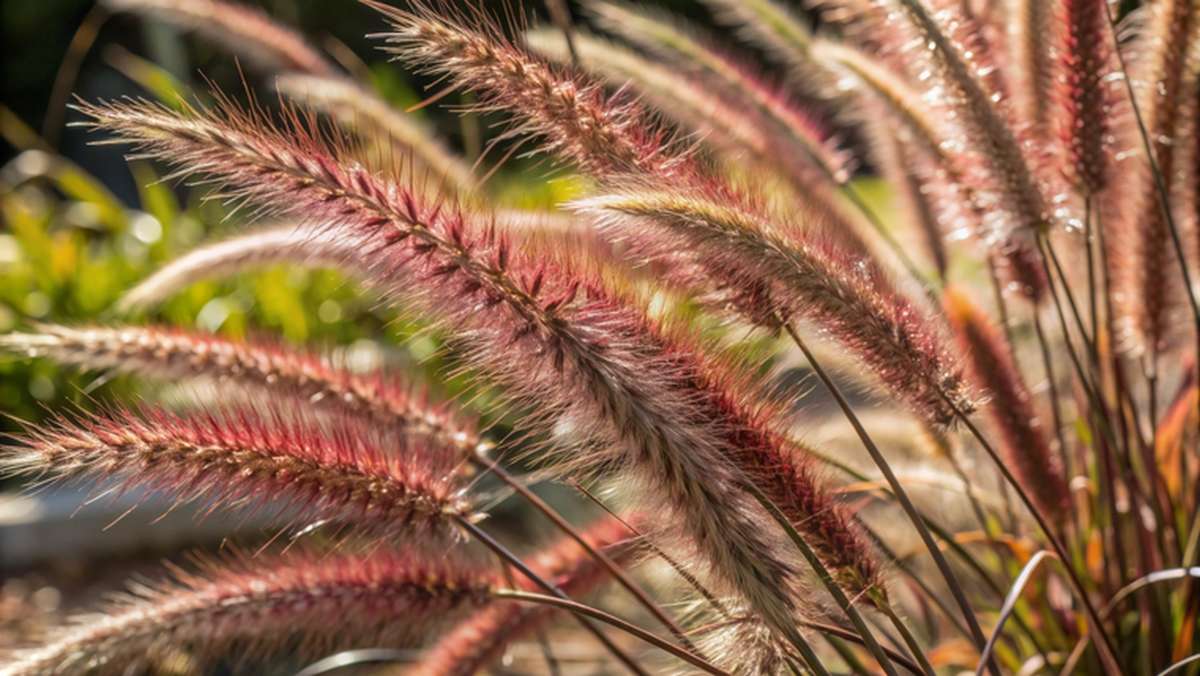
365,0 -> 685,180
2,403 -> 474,536
115,224 -> 358,313
575,189 -> 974,428
0,549 -> 492,676
1055,0 -> 1114,195
0,325 -> 484,456
943,286 -> 1070,519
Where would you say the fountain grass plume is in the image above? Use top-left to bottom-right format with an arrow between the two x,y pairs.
0,324 -> 483,456
0,548 -> 491,676
1,402 -> 474,537
575,188 -> 973,427
364,0 -> 686,180
943,286 -> 1070,519
115,224 -> 357,313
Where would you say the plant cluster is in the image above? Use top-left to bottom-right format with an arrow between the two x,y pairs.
3,0 -> 1200,673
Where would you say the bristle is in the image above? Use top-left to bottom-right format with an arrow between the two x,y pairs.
943,287 -> 1070,519
2,403 -> 472,534
117,224 -> 356,313
575,189 -> 973,428
0,324 -> 483,456
0,549 -> 491,676
102,0 -> 338,77
276,74 -> 477,193
78,94 -> 863,650
411,516 -> 641,676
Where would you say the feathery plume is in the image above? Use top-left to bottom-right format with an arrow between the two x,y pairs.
2,403 -> 473,534
116,224 -> 356,313
102,0 -> 338,77
943,287 -> 1070,518
1005,0 -> 1054,137
411,516 -> 641,676
524,29 -> 774,164
1055,0 -> 1114,194
366,0 -> 683,179
586,1 -> 854,186
1,549 -> 491,676
1112,0 -> 1198,354
0,325 -> 483,455
77,95 -> 873,650
276,73 -> 478,193
575,189 -> 972,427
892,1 -> 1051,267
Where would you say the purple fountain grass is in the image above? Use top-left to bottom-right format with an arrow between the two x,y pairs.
584,1 -> 857,189
373,1 -> 970,429
0,324 -> 483,456
0,549 -> 491,676
575,188 -> 972,427
366,0 -> 685,180
275,73 -> 479,193
1110,0 -> 1199,355
76,95 -> 885,653
411,516 -> 642,676
887,0 -> 1053,300
2,403 -> 472,536
943,286 -> 1070,520
1055,0 -> 1115,195
102,0 -> 338,77
15,0 -> 1200,670
1005,0 -> 1055,139
523,29 -> 778,171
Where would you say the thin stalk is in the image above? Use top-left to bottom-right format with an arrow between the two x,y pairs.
974,551 -> 1059,676
946,401 -> 1123,673
1044,239 -> 1097,359
985,254 -> 1022,368
569,479 -> 732,619
744,481 -> 899,676
469,454 -> 699,653
876,601 -> 937,676
1039,235 -> 1172,566
801,620 -> 924,676
492,590 -> 729,675
1031,310 -> 1078,535
780,321 -> 995,671
455,517 -> 650,676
